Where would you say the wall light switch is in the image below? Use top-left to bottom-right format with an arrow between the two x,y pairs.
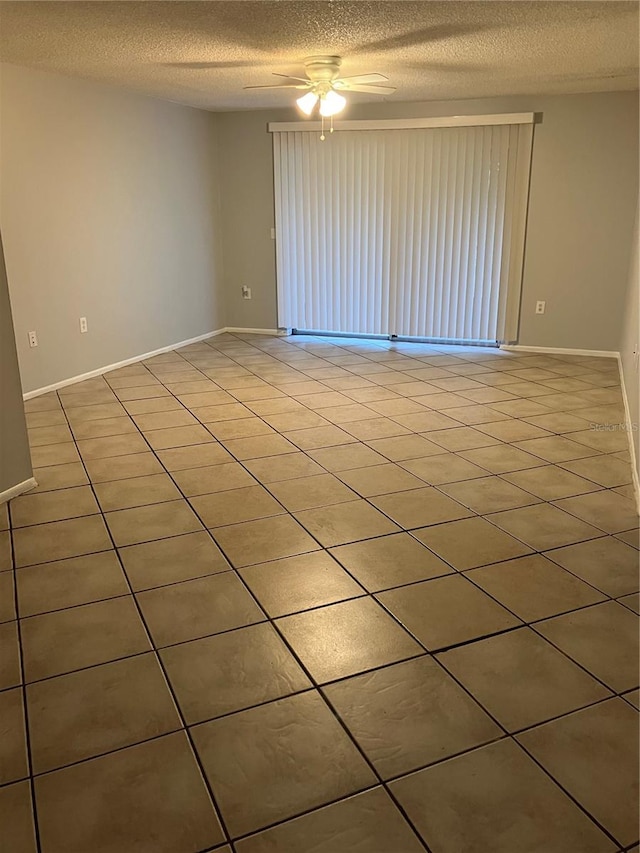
242,286 -> 252,300
79,317 -> 88,333
535,301 -> 546,314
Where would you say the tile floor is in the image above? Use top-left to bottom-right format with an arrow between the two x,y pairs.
1,332 -> 639,853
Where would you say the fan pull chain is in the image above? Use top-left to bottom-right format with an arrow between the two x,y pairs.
320,114 -> 325,141
330,115 -> 334,134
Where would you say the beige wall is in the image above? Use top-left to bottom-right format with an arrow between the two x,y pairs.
0,63 -> 225,394
0,231 -> 32,495
218,91 -> 638,350
619,200 -> 639,482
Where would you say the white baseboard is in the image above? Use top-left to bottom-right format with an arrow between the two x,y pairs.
225,327 -> 286,336
501,345 -> 619,359
23,329 -> 227,400
0,477 -> 37,505
617,354 -> 640,515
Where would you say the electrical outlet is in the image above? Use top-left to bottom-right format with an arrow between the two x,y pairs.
535,301 -> 546,315
28,330 -> 38,348
241,286 -> 252,300
79,316 -> 88,333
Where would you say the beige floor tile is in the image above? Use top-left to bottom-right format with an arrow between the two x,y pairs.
502,464 -> 601,500
85,454 -> 162,485
560,454 -> 634,487
438,476 -> 540,514
25,409 -> 67,428
544,536 -> 639,597
13,515 -> 112,567
554,490 -> 638,534
190,485 -> 285,527
487,503 -> 602,550
294,499 -> 400,546
513,435 -> 602,463
212,515 -> 320,568
616,528 -> 639,549
517,699 -> 638,847
131,409 -> 197,431
0,572 -> 17,622
10,486 -> 99,528
114,385 -> 172,402
378,575 -> 520,651
523,412 -> 593,433
473,420 -> 551,442
123,396 -> 184,415
0,621 -> 21,690
0,688 -> 28,785
330,532 -> 453,592
308,443 -> 387,471
438,628 -> 610,731
76,433 -> 149,461
192,402 -> 254,423
64,402 -> 128,423
414,517 -> 532,570
400,453 -> 488,485
24,393 -> 62,413
442,404 -> 512,425
569,427 -> 629,453
105,500 -> 202,547
458,444 -> 547,474
277,597 -> 423,683
137,571 -> 264,647
0,531 -> 11,572
366,434 -> 445,461
535,601 -> 639,692
262,410 -> 332,432
426,426 -> 501,452
16,551 -> 128,616
234,788 -> 423,853
94,472 -> 182,511
240,550 -> 364,617
192,692 -> 375,838
336,463 -> 425,497
176,390 -> 236,408
207,417 -> 275,440
623,688 -> 640,709
370,488 -> 472,530
161,622 -> 310,724
222,433 -> 298,460
27,654 -> 181,773
171,462 -> 257,496
341,416 -> 413,440
35,733 -> 224,853
70,416 -> 139,440
390,738 -> 614,853
156,442 -> 233,470
467,554 -> 606,621
0,780 -> 37,853
365,397 -> 428,416
27,424 -> 73,447
143,424 -> 214,450
119,531 -> 228,591
244,452 -> 325,483
324,657 -> 501,779
21,596 -> 150,681
267,474 -> 357,512
30,443 -> 80,468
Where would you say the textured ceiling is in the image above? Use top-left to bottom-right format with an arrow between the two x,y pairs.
0,1 -> 637,111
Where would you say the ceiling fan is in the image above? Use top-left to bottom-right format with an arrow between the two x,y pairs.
244,55 -> 395,117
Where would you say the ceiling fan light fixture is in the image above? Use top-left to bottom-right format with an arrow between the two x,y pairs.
319,89 -> 346,117
296,91 -> 319,115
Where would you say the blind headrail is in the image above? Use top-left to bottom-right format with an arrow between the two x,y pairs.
268,113 -> 535,133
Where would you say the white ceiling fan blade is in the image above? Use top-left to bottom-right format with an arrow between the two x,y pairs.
244,83 -> 310,90
335,73 -> 389,85
271,73 -> 312,83
340,83 -> 396,95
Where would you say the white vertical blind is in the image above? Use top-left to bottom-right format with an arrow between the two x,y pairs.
272,117 -> 534,343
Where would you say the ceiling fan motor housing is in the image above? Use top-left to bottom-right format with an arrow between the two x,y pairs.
304,56 -> 343,83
